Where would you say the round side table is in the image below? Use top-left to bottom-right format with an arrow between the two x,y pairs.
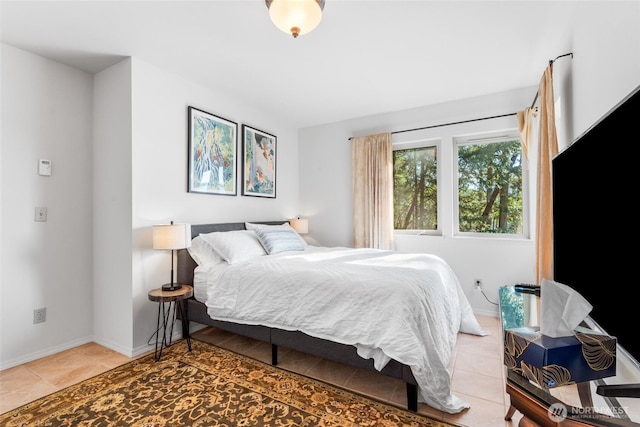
148,285 -> 193,361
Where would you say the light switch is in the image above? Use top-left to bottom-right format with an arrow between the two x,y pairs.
35,207 -> 47,222
38,159 -> 52,176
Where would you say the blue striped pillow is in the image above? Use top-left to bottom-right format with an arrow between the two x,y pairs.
254,225 -> 305,254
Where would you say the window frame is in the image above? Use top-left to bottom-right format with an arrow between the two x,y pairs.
453,130 -> 530,239
392,137 -> 442,236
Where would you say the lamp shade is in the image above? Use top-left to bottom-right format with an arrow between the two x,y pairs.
153,223 -> 191,250
266,0 -> 324,38
290,218 -> 309,234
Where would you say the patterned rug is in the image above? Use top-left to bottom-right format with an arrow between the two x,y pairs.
0,339 -> 459,427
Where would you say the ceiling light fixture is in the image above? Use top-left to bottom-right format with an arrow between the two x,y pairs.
265,0 -> 325,38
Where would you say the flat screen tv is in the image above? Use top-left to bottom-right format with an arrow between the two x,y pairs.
552,84 -> 640,397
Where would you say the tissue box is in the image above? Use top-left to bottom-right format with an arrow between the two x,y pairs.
504,326 -> 616,388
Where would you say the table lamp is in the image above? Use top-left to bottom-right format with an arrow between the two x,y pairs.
289,217 -> 309,234
153,221 -> 191,291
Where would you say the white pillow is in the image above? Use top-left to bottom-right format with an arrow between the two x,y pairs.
245,222 -> 288,230
199,230 -> 266,264
254,225 -> 306,254
246,222 -> 306,246
187,235 -> 224,266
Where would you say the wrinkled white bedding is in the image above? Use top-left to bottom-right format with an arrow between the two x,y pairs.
202,246 -> 489,413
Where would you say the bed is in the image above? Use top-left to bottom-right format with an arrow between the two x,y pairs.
176,221 -> 488,414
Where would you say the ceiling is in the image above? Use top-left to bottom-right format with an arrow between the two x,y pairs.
0,0 -> 580,129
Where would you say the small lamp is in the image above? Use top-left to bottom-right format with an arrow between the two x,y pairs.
265,0 -> 325,38
290,217 -> 309,234
153,221 -> 191,291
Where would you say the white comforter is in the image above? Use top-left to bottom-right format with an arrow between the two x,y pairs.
202,246 -> 489,413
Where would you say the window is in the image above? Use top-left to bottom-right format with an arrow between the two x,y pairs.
393,141 -> 438,232
455,132 -> 526,237
392,129 -> 527,238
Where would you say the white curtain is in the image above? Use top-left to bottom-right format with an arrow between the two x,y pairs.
351,132 -> 394,249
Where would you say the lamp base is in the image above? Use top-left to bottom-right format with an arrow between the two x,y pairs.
161,283 -> 183,291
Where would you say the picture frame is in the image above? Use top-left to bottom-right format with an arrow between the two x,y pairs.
241,124 -> 277,198
188,106 -> 238,196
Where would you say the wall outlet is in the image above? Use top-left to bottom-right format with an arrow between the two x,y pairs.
33,307 -> 46,324
474,279 -> 482,291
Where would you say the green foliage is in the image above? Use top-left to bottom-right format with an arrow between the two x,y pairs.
393,138 -> 523,234
499,286 -> 525,329
393,146 -> 438,230
458,140 -> 523,233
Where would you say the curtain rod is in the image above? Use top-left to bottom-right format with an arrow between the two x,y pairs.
529,52 -> 573,108
347,112 -> 518,141
348,52 -> 573,141
347,112 -> 520,140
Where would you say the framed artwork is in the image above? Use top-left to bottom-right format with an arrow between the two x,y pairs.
188,106 -> 238,195
242,124 -> 277,198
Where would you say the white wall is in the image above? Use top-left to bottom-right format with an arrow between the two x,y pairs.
1,50 -> 302,366
129,58 -> 301,354
569,1 -> 640,143
92,59 -> 133,355
1,44 -> 94,367
298,1 -> 640,318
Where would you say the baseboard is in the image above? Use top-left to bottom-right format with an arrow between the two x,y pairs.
0,336 -> 92,371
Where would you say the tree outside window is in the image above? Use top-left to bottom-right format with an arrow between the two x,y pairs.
457,136 -> 524,235
392,131 -> 527,238
393,145 -> 438,231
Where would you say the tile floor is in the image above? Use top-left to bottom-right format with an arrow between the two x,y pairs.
0,315 -> 522,426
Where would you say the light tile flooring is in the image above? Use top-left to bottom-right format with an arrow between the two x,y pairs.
0,315 -> 522,426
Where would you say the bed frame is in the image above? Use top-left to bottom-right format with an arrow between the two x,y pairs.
176,221 -> 419,411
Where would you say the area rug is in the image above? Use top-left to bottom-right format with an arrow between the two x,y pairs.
0,339 -> 459,427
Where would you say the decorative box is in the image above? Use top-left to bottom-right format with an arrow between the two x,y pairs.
503,326 -> 616,388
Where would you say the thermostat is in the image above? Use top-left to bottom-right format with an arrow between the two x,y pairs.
38,159 -> 52,176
